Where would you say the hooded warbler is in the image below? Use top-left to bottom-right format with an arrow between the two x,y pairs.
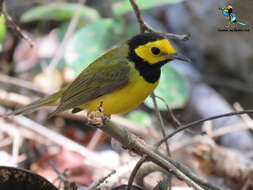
8,33 -> 190,117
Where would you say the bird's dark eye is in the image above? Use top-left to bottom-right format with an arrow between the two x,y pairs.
151,47 -> 160,55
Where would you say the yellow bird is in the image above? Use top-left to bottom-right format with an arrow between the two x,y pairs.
7,33 -> 190,117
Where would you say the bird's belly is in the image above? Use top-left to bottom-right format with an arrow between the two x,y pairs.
80,75 -> 159,115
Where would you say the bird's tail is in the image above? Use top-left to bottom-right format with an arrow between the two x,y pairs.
2,85 -> 68,116
237,21 -> 249,27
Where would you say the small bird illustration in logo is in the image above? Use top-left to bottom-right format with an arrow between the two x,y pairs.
221,5 -> 249,28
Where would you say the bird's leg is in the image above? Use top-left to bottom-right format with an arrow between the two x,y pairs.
234,22 -> 237,29
224,18 -> 230,28
98,101 -> 104,113
87,101 -> 109,127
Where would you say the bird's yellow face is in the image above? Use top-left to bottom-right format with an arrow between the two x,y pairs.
128,33 -> 190,68
127,33 -> 190,83
134,39 -> 176,64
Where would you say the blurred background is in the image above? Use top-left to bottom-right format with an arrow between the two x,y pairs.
0,0 -> 253,189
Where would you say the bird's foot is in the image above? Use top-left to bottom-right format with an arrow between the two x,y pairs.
87,101 -> 109,127
87,111 -> 108,127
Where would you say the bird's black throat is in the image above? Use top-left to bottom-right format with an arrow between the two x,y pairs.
127,49 -> 168,83
127,33 -> 169,83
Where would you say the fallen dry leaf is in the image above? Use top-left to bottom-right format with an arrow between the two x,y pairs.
31,149 -> 94,186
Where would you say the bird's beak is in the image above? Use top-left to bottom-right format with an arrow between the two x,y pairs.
164,53 -> 191,63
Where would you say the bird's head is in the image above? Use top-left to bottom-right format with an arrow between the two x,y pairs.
127,33 -> 190,68
227,5 -> 233,9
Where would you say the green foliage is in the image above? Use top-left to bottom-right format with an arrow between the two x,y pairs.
126,110 -> 152,127
144,65 -> 188,110
0,14 -> 6,51
64,19 -> 114,75
21,3 -> 100,22
112,0 -> 184,15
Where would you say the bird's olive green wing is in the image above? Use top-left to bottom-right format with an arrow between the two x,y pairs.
49,59 -> 130,116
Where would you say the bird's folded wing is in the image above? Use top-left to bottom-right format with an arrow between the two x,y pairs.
49,60 -> 130,116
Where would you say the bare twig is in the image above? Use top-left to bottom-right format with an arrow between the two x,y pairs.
127,155 -> 148,190
0,118 -> 22,165
156,109 -> 253,147
97,120 -> 210,190
1,109 -> 224,189
150,94 -> 172,190
0,74 -> 49,96
234,103 -> 253,129
3,9 -> 34,47
108,161 -> 138,185
154,95 -> 181,128
7,115 -> 110,168
206,103 -> 253,138
129,0 -> 190,40
88,170 -> 116,190
151,93 -> 170,155
50,162 -> 79,190
129,0 -> 146,33
87,129 -> 103,150
155,94 -> 201,136
135,162 -> 168,189
208,122 -> 250,138
49,161 -> 69,189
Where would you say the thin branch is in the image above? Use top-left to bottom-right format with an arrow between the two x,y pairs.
127,155 -> 148,190
129,0 -> 146,33
155,95 -> 201,136
3,108 -> 224,189
0,74 -> 49,96
154,149 -> 225,190
3,9 -> 34,47
206,103 -> 253,138
234,103 -> 253,126
50,161 -> 65,180
129,0 -> 189,40
96,120 -> 207,190
151,93 -> 170,155
156,109 -> 253,147
150,94 -> 173,190
87,129 -> 103,150
135,162 -> 168,188
155,95 -> 181,128
109,161 -> 138,185
8,115 -> 110,168
88,170 -> 116,190
0,118 -> 21,165
49,161 -> 71,190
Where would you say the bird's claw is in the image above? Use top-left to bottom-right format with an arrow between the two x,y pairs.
87,102 -> 108,127
87,111 -> 107,127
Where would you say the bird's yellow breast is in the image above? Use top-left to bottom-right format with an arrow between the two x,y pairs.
80,64 -> 159,115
